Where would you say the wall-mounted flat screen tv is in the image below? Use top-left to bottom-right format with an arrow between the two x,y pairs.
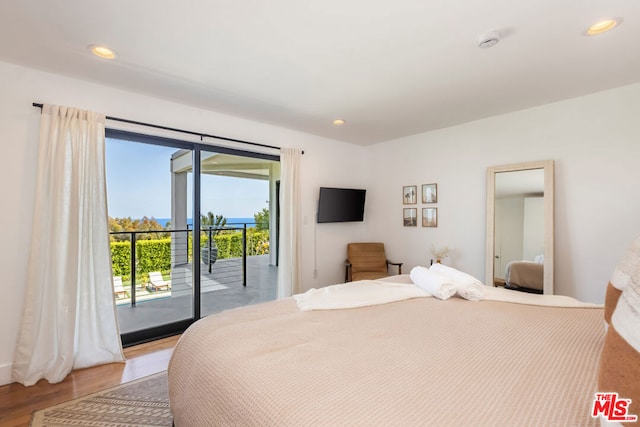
317,187 -> 366,223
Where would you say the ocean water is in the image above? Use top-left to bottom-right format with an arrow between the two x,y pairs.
153,217 -> 256,227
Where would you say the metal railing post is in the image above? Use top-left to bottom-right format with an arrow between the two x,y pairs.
208,227 -> 212,273
242,224 -> 247,287
130,232 -> 137,307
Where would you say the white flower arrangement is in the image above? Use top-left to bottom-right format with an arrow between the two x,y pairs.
431,244 -> 450,260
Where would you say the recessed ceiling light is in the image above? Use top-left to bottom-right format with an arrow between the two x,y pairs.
332,119 -> 345,126
586,19 -> 621,36
88,44 -> 118,59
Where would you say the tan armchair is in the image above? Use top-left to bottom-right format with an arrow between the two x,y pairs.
345,242 -> 403,282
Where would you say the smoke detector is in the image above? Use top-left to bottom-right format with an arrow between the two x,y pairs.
477,31 -> 500,49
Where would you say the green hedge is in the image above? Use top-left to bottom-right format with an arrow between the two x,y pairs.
111,230 -> 270,280
111,241 -> 132,277
137,239 -> 172,274
201,229 -> 269,257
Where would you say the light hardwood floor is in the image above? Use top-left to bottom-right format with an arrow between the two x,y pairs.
0,335 -> 180,427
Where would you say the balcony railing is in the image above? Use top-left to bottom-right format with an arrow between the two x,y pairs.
110,223 -> 269,306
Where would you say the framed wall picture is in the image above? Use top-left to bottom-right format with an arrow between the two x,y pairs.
403,208 -> 417,226
403,185 -> 417,204
422,183 -> 437,204
422,207 -> 438,227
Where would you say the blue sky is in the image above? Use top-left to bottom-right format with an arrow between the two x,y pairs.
105,138 -> 269,219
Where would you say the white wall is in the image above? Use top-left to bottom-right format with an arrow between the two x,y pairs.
522,197 -> 544,262
0,60 -> 370,385
368,83 -> 640,304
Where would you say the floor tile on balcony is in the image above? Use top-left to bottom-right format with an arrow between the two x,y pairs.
116,255 -> 277,334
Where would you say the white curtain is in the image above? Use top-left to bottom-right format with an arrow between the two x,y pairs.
277,147 -> 302,298
12,105 -> 124,386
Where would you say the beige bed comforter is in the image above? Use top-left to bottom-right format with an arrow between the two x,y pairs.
168,289 -> 604,426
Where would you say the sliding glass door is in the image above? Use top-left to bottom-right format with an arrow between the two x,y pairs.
198,150 -> 280,317
105,130 -> 279,345
106,135 -> 195,344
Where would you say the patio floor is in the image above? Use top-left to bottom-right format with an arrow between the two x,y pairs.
116,255 -> 278,334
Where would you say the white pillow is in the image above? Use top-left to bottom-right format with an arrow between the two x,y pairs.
610,234 -> 640,292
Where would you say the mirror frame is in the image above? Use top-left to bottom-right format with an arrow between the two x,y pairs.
485,160 -> 555,294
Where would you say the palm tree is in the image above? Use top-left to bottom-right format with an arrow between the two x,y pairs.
201,212 -> 227,233
201,212 -> 226,270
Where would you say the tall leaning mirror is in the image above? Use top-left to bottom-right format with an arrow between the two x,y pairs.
485,160 -> 554,295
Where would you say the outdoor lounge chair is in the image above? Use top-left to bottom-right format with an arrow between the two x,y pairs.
148,271 -> 171,292
113,276 -> 128,298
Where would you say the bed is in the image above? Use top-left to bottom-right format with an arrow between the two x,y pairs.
170,235 -> 640,427
168,269 -> 634,426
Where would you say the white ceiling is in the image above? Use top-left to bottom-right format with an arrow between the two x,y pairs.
1,1 -> 639,145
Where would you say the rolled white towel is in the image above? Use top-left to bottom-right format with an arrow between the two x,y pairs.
410,266 -> 457,300
456,282 -> 484,301
430,263 -> 485,301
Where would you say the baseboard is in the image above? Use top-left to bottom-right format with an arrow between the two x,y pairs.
0,362 -> 13,386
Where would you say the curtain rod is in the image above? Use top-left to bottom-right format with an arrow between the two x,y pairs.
32,102 -> 298,154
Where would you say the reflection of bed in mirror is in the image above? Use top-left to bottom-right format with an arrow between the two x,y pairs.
504,260 -> 543,294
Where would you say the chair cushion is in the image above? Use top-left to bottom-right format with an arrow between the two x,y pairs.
348,243 -> 388,276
